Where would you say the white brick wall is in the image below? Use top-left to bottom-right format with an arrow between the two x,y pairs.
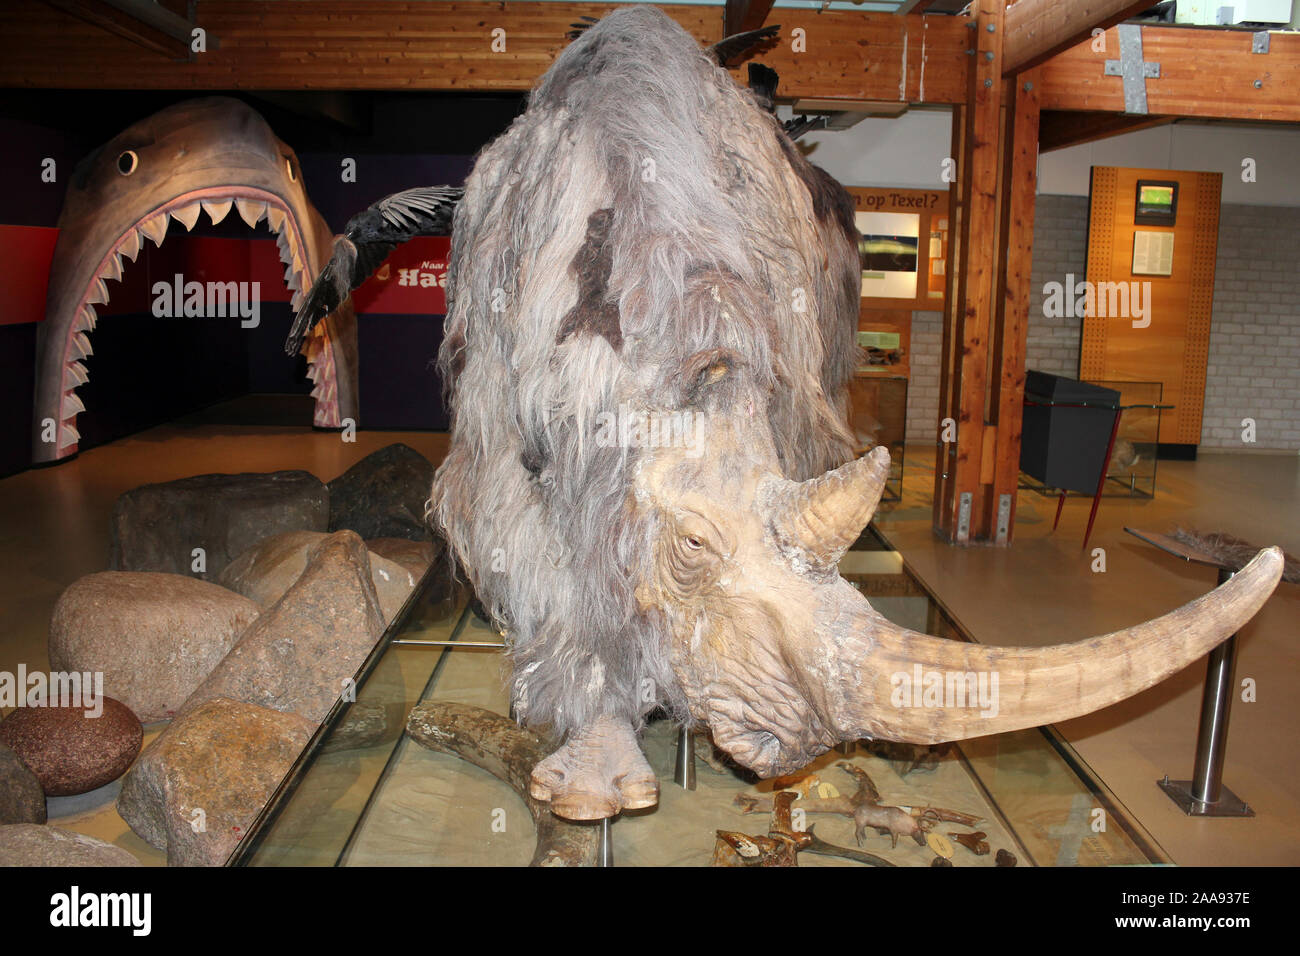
1026,195 -> 1090,377
906,310 -> 942,442
1203,204 -> 1300,451
898,196 -> 1300,452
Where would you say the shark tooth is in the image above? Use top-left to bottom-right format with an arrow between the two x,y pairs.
291,290 -> 304,312
61,392 -> 85,417
266,206 -> 287,233
86,276 -> 110,306
171,202 -> 202,231
59,422 -> 80,448
75,305 -> 97,332
139,213 -> 169,247
285,269 -> 302,293
71,331 -> 93,360
119,230 -> 142,262
202,198 -> 233,225
275,230 -> 292,259
101,252 -> 124,284
64,361 -> 88,389
236,199 -> 267,228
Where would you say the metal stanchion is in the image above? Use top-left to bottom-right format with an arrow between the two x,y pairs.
598,816 -> 615,867
673,727 -> 696,790
1158,567 -> 1254,817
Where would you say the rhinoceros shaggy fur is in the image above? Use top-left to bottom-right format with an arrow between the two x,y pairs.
418,6 -> 1282,820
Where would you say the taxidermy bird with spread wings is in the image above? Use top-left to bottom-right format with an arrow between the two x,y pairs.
284,22 -> 816,356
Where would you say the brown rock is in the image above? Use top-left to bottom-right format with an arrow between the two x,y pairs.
110,470 -> 328,581
116,698 -> 314,867
0,825 -> 140,867
0,698 -> 142,796
182,531 -> 386,724
218,530 -> 417,624
48,572 -> 260,722
328,443 -> 433,541
0,743 -> 45,824
365,537 -> 436,579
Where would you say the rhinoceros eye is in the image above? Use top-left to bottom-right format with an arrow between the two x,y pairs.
683,535 -> 703,551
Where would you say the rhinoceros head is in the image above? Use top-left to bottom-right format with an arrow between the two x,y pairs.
632,356 -> 1283,778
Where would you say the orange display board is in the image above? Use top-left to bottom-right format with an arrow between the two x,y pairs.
1081,167 -> 1221,446
845,187 -> 949,312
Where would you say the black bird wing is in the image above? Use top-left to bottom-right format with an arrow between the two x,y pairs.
709,24 -> 780,66
565,15 -> 599,40
748,62 -> 780,114
784,114 -> 828,140
284,185 -> 462,357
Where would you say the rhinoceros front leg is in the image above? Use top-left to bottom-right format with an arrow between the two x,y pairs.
529,715 -> 659,820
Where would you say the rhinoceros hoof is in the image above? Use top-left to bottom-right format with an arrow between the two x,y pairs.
529,716 -> 659,820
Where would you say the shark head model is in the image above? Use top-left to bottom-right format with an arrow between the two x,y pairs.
33,96 -> 358,463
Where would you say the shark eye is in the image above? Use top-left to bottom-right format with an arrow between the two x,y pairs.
285,157 -> 296,182
116,150 -> 138,176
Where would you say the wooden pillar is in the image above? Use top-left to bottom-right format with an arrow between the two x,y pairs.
933,3 -> 1041,545
988,68 -> 1041,544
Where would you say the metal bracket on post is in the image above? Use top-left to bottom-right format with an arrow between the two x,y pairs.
1104,24 -> 1160,115
957,492 -> 972,541
995,493 -> 1012,544
1251,31 -> 1270,54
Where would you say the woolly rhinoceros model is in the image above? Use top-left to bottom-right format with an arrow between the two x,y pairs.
290,6 -> 1283,821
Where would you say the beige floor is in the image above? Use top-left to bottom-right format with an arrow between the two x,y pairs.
874,446 -> 1300,866
1,422 -> 1295,865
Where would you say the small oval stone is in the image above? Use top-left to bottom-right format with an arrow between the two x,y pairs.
0,697 -> 142,796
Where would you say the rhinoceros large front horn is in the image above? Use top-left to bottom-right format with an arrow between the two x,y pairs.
776,449 -> 1285,746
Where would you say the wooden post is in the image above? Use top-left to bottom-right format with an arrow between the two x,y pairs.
988,68 -> 1041,544
934,0 -> 1002,544
933,4 -> 1041,545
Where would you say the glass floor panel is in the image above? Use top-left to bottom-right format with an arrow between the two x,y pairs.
232,528 -> 1168,867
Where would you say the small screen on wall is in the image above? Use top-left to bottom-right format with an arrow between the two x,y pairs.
1134,180 -> 1178,225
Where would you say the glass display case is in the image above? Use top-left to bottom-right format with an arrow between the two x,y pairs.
847,372 -> 908,502
1020,379 -> 1165,500
231,528 -> 1169,868
1086,379 -> 1164,497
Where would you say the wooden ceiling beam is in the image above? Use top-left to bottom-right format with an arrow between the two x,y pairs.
0,1 -> 970,104
38,0 -> 192,59
1038,109 -> 1173,152
1040,24 -> 1300,123
1002,0 -> 1152,75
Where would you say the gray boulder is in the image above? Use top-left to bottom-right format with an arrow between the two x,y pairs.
365,536 -> 437,579
0,825 -> 140,867
181,531 -> 386,725
218,530 -> 418,625
328,443 -> 433,541
117,697 -> 314,866
49,572 -> 260,722
0,744 -> 45,824
110,470 -> 328,580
